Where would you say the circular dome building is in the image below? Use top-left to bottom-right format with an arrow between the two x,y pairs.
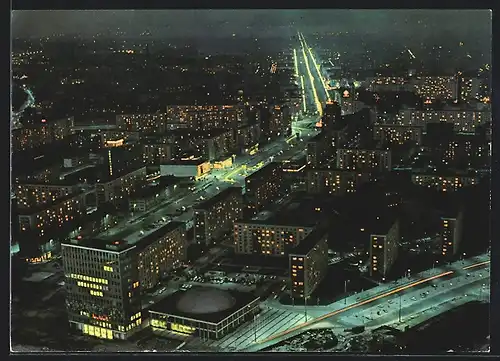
149,286 -> 260,340
176,288 -> 236,314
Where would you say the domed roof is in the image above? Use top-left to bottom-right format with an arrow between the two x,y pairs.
176,288 -> 236,314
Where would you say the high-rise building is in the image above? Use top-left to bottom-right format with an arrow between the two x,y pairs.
411,171 -> 478,191
396,107 -> 491,133
194,187 -> 243,245
336,148 -> 392,172
233,221 -> 314,256
244,162 -> 283,215
289,227 -> 329,298
116,113 -> 167,133
321,102 -> 341,132
17,191 -> 91,263
369,218 -> 400,279
15,182 -> 80,210
306,168 -> 370,195
61,221 -> 186,340
440,210 -> 464,258
373,124 -> 423,146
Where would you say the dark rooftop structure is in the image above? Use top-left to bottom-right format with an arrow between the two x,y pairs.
149,287 -> 259,324
63,221 -> 185,253
194,187 -> 241,210
289,224 -> 328,255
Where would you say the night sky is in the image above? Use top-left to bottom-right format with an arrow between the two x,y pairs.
12,10 -> 492,40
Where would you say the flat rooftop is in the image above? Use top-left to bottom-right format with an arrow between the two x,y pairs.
289,225 -> 328,256
63,221 -> 184,253
194,187 -> 241,211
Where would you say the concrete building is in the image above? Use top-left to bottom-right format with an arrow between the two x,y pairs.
396,107 -> 491,133
116,113 -> 167,133
411,171 -> 478,192
15,182 -> 80,210
61,221 -> 186,340
165,104 -> 245,130
373,124 -> 424,146
440,210 -> 464,258
95,166 -> 147,205
128,179 -> 181,213
233,221 -> 314,256
149,287 -> 260,340
18,191 -> 91,263
411,76 -> 458,101
193,187 -> 243,245
289,227 -> 329,298
244,162 -> 283,215
160,159 -> 211,179
369,217 -> 400,279
336,148 -> 392,172
306,168 -> 370,195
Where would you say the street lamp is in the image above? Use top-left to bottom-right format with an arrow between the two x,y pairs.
344,280 -> 350,305
253,313 -> 261,342
398,293 -> 403,323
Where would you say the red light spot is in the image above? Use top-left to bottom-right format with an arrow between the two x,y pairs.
41,119 -> 47,123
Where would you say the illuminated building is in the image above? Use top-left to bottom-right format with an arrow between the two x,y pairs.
282,162 -> 307,192
194,187 -> 243,245
244,162 -> 283,215
411,76 -> 459,100
396,108 -> 491,132
235,123 -> 261,153
149,287 -> 260,340
11,117 -> 75,152
306,168 -> 370,195
336,148 -> 392,172
101,131 -> 140,147
369,218 -> 400,279
289,227 -> 329,298
321,102 -> 341,131
341,99 -> 366,116
440,210 -> 464,258
142,141 -> 174,165
95,166 -> 147,205
160,159 -> 211,179
366,77 -> 413,92
373,124 -> 423,146
233,221 -> 313,255
129,179 -> 181,213
441,135 -> 489,169
165,105 -> 244,130
264,105 -> 292,139
459,77 -> 482,101
116,113 -> 167,133
62,221 -> 186,340
411,172 -> 478,192
17,191 -> 90,262
15,182 -> 79,210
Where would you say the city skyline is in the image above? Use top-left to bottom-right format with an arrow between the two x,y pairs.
11,9 -> 491,354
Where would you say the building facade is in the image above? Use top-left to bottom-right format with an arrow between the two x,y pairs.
61,221 -> 187,340
289,228 -> 329,298
369,220 -> 400,279
244,162 -> 283,215
233,221 -> 314,256
194,187 -> 243,245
